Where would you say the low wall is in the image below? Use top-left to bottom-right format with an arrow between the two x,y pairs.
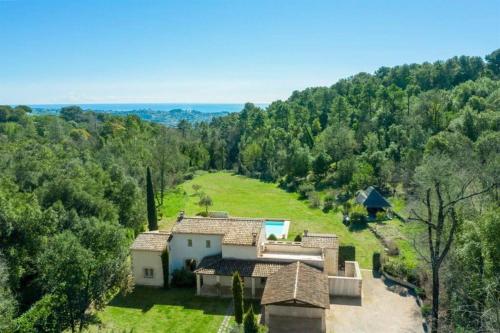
328,261 -> 362,297
264,304 -> 326,333
264,243 -> 321,255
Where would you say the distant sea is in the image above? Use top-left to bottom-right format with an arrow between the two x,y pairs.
27,103 -> 268,126
28,103 -> 267,113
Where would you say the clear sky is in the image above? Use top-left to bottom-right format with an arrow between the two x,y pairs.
0,0 -> 498,104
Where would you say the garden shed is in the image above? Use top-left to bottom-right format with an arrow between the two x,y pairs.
355,186 -> 391,216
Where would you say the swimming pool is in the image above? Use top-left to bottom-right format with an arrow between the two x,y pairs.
265,220 -> 289,239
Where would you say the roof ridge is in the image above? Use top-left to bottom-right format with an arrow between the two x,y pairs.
182,216 -> 264,220
293,262 -> 300,300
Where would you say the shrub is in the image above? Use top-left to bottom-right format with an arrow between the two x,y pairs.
421,304 -> 432,317
161,249 -> 169,289
297,183 -> 314,199
372,252 -> 381,272
322,194 -> 335,212
243,305 -> 259,333
415,287 -> 426,299
294,234 -> 302,242
349,204 -> 367,227
338,245 -> 356,270
13,294 -> 65,333
307,192 -> 321,209
171,268 -> 196,288
382,258 -> 418,285
183,172 -> 194,180
267,234 -> 277,241
385,239 -> 400,256
375,211 -> 387,221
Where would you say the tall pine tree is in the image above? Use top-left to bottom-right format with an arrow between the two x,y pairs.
146,166 -> 158,231
232,272 -> 244,325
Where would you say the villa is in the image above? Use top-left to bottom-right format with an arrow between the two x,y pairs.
130,213 -> 363,333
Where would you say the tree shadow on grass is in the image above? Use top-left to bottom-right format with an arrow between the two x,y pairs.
108,286 -> 229,315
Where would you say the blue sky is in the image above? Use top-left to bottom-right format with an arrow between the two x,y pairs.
0,0 -> 498,104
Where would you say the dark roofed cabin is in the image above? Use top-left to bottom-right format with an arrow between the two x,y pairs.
355,186 -> 391,216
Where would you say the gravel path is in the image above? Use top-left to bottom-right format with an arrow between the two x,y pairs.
327,269 -> 425,333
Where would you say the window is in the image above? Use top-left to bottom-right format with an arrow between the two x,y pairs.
260,277 -> 266,285
206,240 -> 211,248
187,239 -> 192,247
144,268 -> 154,279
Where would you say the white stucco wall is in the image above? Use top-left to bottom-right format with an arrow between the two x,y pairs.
222,244 -> 258,259
169,233 -> 223,275
265,304 -> 326,332
131,250 -> 164,287
328,261 -> 362,297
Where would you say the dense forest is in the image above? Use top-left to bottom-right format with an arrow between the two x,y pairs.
1,49 -> 499,332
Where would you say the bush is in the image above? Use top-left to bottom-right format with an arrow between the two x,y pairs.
339,245 -> 356,270
13,294 -> 65,333
385,239 -> 400,256
307,192 -> 321,209
382,258 -> 418,285
375,211 -> 387,221
161,249 -> 169,289
349,204 -> 367,226
267,234 -> 277,241
415,287 -> 426,299
183,172 -> 194,180
322,194 -> 335,212
421,304 -> 432,317
372,252 -> 381,272
297,183 -> 314,199
171,268 -> 196,288
294,234 -> 302,242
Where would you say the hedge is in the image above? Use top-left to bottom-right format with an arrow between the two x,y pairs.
161,249 -> 169,288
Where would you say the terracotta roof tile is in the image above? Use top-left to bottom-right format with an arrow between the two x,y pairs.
172,217 -> 264,246
261,262 -> 330,309
130,231 -> 170,251
302,233 -> 338,249
194,254 -> 288,277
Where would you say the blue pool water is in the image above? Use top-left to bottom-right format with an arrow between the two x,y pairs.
265,220 -> 286,238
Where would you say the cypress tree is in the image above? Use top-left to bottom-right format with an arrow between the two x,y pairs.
146,166 -> 158,231
232,272 -> 244,325
243,304 -> 258,333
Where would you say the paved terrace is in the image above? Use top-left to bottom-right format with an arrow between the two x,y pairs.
259,240 -> 324,262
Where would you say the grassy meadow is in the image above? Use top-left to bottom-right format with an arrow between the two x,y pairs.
159,171 -> 386,268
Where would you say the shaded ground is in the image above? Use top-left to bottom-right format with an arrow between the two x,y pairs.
327,269 -> 424,333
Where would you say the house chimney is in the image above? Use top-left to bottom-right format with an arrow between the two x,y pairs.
304,229 -> 308,236
252,232 -> 257,246
177,210 -> 185,222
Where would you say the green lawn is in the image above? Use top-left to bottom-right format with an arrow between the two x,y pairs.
160,171 -> 383,268
89,287 -> 229,333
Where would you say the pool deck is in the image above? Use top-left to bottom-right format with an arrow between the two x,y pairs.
264,220 -> 290,239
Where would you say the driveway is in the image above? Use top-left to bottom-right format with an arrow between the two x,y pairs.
327,269 -> 425,333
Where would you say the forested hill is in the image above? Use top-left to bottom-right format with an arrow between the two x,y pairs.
0,106 -> 206,332
0,49 -> 499,332
197,50 -> 499,189
195,49 -> 499,332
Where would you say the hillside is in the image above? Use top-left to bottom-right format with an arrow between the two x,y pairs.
160,171 -> 388,268
1,50 -> 498,332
